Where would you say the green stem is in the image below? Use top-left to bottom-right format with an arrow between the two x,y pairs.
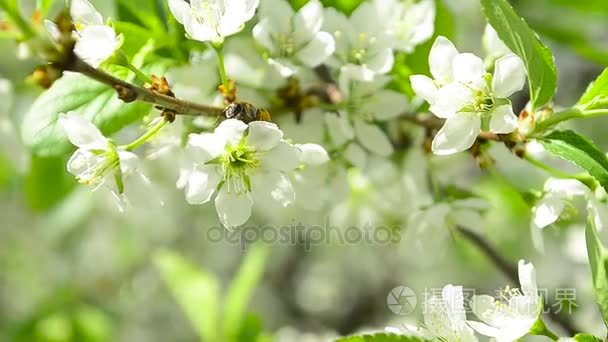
115,51 -> 152,84
123,118 -> 168,151
524,153 -> 596,188
211,43 -> 229,90
0,0 -> 36,39
533,108 -> 608,135
530,318 -> 559,341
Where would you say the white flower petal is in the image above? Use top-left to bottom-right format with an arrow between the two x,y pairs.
294,0 -> 323,44
483,24 -> 511,60
186,164 -> 222,205
532,193 -> 565,229
469,294 -> 503,328
589,197 -> 608,231
353,118 -> 394,157
168,0 -> 190,24
367,48 -> 394,75
429,82 -> 475,119
70,0 -> 103,27
297,31 -> 336,68
44,20 -> 61,43
544,178 -> 589,197
216,119 -> 247,146
453,53 -> 486,89
429,36 -> 459,83
365,90 -> 408,121
74,25 -> 119,67
118,150 -> 139,176
344,143 -> 367,169
58,113 -> 107,150
493,54 -> 526,98
260,140 -> 300,172
489,105 -> 518,134
432,115 -> 480,155
66,148 -> 103,178
518,260 -> 538,297
215,186 -> 254,229
325,112 -> 354,146
410,74 -> 438,104
187,132 -> 227,163
297,143 -> 329,166
466,320 -> 501,339
247,121 -> 283,151
252,171 -> 295,207
442,284 -> 466,322
252,18 -> 275,51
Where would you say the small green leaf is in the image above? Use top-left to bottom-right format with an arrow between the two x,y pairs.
481,0 -> 557,110
573,333 -> 604,342
578,68 -> 608,108
335,333 -> 430,342
223,244 -> 270,340
538,130 -> 608,192
585,218 -> 608,327
155,251 -> 220,342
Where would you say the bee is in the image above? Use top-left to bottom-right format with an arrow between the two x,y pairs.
223,102 -> 271,123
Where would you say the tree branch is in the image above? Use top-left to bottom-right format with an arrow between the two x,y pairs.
65,56 -> 224,117
456,226 -> 579,336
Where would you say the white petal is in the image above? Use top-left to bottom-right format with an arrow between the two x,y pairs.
442,284 -> 466,322
407,0 -> 436,47
469,294 -> 503,328
532,194 -> 565,229
453,53 -> 486,89
252,171 -> 295,207
58,113 -> 107,150
297,143 -> 329,166
44,20 -> 61,43
260,141 -> 301,172
544,178 -> 588,197
168,0 -> 190,24
297,31 -> 336,68
185,164 -> 222,205
252,18 -> 275,51
258,0 -> 294,35
339,64 -> 375,84
432,115 -> 480,155
489,105 -> 518,134
493,54 -> 526,98
118,150 -> 139,176
429,36 -> 459,83
74,25 -> 119,67
429,82 -> 475,119
294,0 -> 323,44
215,186 -> 254,229
363,90 -> 409,121
187,132 -> 227,163
466,320 -> 501,338
70,0 -> 103,27
66,148 -> 103,178
216,119 -> 247,146
410,75 -> 438,104
518,259 -> 538,297
483,24 -> 511,59
325,112 -> 354,146
367,48 -> 394,75
344,143 -> 367,169
353,118 -> 394,157
589,197 -> 608,231
247,121 -> 283,151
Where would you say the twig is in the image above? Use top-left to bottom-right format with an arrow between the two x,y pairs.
456,226 -> 579,336
64,56 -> 224,117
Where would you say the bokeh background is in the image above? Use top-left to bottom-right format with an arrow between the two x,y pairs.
1,0 -> 608,341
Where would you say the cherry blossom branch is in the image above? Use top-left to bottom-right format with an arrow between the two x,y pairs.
456,226 -> 578,336
64,56 -> 225,117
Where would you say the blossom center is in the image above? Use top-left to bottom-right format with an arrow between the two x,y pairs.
275,32 -> 296,57
474,91 -> 495,112
348,33 -> 377,65
221,143 -> 260,194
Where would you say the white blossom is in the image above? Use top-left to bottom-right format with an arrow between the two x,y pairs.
468,260 -> 542,342
58,113 -> 141,210
290,143 -> 332,211
253,0 -> 335,77
168,0 -> 260,44
70,0 -> 121,67
532,178 -> 608,230
483,24 -> 512,66
322,3 -> 394,86
178,119 -> 301,229
410,36 -> 526,155
372,0 -> 435,53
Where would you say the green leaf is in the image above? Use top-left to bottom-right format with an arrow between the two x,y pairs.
578,68 -> 608,108
538,130 -> 608,192
480,0 -> 557,110
585,217 -> 608,327
573,333 -> 604,342
155,251 -> 220,342
24,155 -> 76,211
335,333 -> 430,342
21,61 -> 169,157
223,244 -> 270,340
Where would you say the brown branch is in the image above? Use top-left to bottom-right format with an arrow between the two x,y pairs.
456,226 -> 579,336
65,57 -> 224,117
